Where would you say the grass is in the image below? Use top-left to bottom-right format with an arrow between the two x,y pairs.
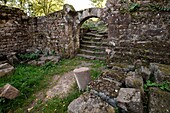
30,84 -> 81,113
0,57 -> 106,113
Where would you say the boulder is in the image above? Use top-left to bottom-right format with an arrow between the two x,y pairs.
0,63 -> 14,77
148,87 -> 170,113
150,63 -> 170,83
68,92 -> 115,113
0,84 -> 19,99
74,67 -> 91,91
116,88 -> 143,113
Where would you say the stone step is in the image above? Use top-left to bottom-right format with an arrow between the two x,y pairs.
79,49 -> 106,56
81,36 -> 103,41
84,33 -> 106,37
80,44 -> 106,51
81,40 -> 111,47
77,54 -> 106,60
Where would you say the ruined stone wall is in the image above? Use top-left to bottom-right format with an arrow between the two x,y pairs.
106,0 -> 170,64
29,11 -> 67,56
0,5 -> 75,57
0,5 -> 32,56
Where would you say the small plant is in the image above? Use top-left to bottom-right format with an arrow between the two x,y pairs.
18,53 -> 39,61
144,80 -> 170,92
129,3 -> 140,12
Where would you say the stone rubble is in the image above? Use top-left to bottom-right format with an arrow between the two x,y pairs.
68,61 -> 170,113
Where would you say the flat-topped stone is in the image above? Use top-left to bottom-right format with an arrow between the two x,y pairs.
74,67 -> 91,91
73,67 -> 89,73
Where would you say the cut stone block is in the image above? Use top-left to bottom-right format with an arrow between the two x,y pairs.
68,92 -> 115,113
0,84 -> 19,99
73,67 -> 91,91
125,75 -> 143,88
0,63 -> 14,77
149,87 -> 170,113
116,88 -> 143,113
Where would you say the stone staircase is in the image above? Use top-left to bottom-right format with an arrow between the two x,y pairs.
77,30 -> 109,60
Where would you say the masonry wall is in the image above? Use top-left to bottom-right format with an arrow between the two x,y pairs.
0,5 -> 75,57
105,0 -> 170,64
0,5 -> 32,56
0,1 -> 170,64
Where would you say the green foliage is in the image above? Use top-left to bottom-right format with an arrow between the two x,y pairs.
29,0 -> 64,16
148,3 -> 170,11
18,53 -> 39,60
144,80 -> 170,92
82,19 -> 107,32
129,3 -> 140,12
90,0 -> 106,8
0,0 -> 64,16
0,57 -> 106,112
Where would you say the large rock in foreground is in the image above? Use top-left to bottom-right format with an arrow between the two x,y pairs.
68,92 -> 115,113
0,63 -> 14,77
148,87 -> 170,113
116,88 -> 143,113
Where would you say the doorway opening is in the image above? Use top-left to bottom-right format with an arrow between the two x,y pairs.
77,17 -> 108,60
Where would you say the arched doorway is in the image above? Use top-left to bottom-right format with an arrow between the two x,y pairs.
76,17 -> 108,60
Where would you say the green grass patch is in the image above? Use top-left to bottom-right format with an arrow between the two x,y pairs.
0,57 -> 106,113
30,84 -> 81,113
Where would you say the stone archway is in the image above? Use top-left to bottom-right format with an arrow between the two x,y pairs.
72,8 -> 109,59
73,8 -> 105,54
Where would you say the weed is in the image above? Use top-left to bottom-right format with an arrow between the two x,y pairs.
144,80 -> 170,92
18,53 -> 39,61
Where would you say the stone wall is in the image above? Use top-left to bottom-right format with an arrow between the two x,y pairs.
0,5 -> 32,56
0,0 -> 170,64
0,4 -> 75,57
105,0 -> 170,64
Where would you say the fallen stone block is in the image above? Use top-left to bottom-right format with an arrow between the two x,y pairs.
88,77 -> 121,98
148,87 -> 170,113
68,92 -> 115,113
0,63 -> 14,77
116,88 -> 143,113
125,75 -> 143,89
73,67 -> 91,91
0,84 -> 19,99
